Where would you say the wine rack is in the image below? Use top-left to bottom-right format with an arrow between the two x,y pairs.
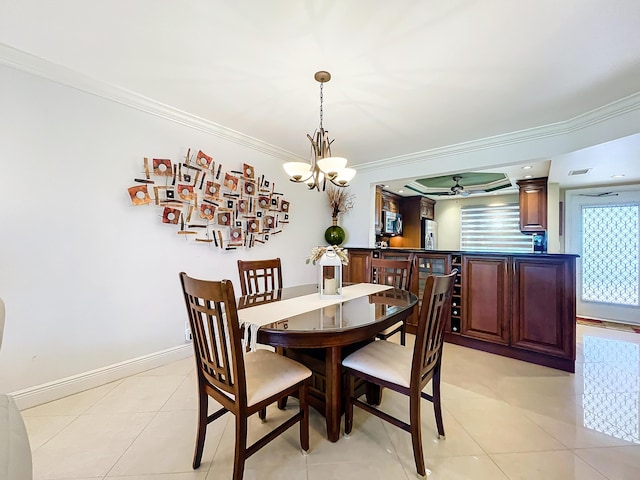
450,254 -> 462,333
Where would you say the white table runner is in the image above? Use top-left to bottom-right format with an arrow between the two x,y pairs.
238,283 -> 392,351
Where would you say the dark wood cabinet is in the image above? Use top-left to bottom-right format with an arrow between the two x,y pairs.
511,256 -> 575,359
450,252 -> 576,372
420,197 -> 435,220
398,196 -> 421,248
374,185 -> 383,235
342,248 -> 577,372
517,177 -> 547,233
381,190 -> 400,213
390,196 -> 436,248
375,186 -> 402,237
344,249 -> 372,284
461,255 -> 510,345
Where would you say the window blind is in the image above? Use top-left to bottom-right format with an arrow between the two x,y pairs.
460,204 -> 533,253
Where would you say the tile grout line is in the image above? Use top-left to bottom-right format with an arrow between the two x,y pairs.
102,368 -> 192,478
28,378 -> 126,456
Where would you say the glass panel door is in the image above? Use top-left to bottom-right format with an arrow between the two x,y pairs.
567,188 -> 640,325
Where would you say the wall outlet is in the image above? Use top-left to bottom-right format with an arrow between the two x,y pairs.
184,322 -> 192,342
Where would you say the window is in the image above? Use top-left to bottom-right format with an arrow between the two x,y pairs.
460,204 -> 533,253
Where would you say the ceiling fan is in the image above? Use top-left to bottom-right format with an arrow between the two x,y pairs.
448,175 -> 486,197
449,176 -> 469,196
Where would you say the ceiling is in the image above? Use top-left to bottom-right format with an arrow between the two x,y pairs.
1,1 -> 639,195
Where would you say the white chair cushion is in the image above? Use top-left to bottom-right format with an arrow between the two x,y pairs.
0,394 -> 33,480
342,340 -> 413,388
240,350 -> 311,407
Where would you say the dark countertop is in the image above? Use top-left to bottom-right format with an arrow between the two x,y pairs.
343,246 -> 579,258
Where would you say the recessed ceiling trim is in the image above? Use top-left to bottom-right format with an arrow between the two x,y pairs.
416,172 -> 509,189
406,172 -> 515,197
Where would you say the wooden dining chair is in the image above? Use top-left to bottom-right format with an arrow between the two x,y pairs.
371,256 -> 414,345
237,258 -> 283,296
179,273 -> 311,479
342,271 -> 456,477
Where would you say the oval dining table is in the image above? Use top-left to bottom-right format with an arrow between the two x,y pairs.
237,283 -> 418,442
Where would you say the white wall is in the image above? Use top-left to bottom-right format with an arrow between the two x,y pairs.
0,64 -> 328,397
547,183 -> 561,253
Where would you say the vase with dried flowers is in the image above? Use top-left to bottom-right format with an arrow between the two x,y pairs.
324,187 -> 354,245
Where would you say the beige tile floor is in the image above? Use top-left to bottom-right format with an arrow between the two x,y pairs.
22,324 -> 640,480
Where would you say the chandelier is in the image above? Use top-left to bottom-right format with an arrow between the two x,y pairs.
283,71 -> 356,191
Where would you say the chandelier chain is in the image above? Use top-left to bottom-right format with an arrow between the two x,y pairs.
319,82 -> 324,130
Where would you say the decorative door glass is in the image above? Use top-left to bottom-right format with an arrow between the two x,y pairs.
581,204 -> 639,306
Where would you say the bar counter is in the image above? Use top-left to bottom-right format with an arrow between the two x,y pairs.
343,247 -> 578,372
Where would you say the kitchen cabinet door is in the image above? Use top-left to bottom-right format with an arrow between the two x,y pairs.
517,177 -> 547,232
420,197 -> 435,220
511,256 -> 575,359
375,185 -> 383,235
461,255 -> 510,345
381,191 -> 400,213
344,249 -> 372,284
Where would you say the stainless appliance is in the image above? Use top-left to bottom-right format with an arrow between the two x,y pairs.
382,211 -> 403,236
422,219 -> 438,249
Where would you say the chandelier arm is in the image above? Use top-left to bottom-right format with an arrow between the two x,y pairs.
288,169 -> 315,184
328,177 -> 350,188
307,133 -> 321,160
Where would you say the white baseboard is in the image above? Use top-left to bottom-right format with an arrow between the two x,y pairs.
9,345 -> 192,410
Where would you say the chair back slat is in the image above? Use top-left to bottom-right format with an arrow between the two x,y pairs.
237,258 -> 283,296
180,274 -> 246,400
412,271 -> 456,388
370,257 -> 413,290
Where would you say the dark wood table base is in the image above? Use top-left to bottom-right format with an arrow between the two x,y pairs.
282,343 -> 378,442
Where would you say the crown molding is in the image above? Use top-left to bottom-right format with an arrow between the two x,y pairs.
3,43 -> 638,172
356,91 -> 640,173
0,43 -> 304,162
